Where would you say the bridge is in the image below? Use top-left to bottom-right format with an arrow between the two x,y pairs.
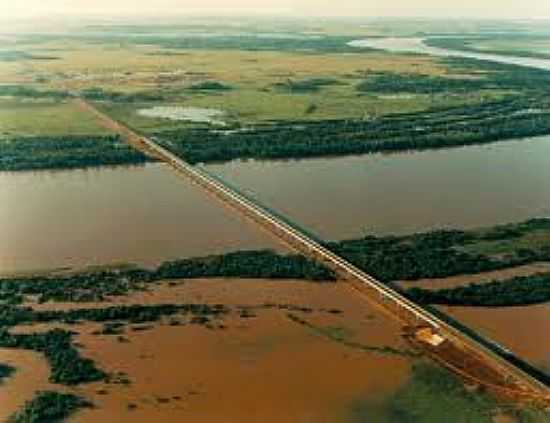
76,98 -> 550,405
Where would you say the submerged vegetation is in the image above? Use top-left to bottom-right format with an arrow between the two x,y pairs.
0,363 -> 15,383
354,361 -> 549,422
8,391 -> 92,423
0,250 -> 334,306
0,329 -> 106,385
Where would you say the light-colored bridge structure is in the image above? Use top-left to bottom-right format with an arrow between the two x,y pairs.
76,98 -> 550,404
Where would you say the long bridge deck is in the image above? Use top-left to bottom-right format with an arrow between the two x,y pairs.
76,98 -> 550,405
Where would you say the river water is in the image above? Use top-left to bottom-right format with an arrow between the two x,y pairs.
204,136 -> 550,241
0,164 -> 282,275
2,136 -> 550,274
347,36 -> 550,71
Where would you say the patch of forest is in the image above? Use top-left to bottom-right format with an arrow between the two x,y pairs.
0,134 -> 150,171
8,391 -> 92,423
0,363 -> 15,383
0,250 -> 335,306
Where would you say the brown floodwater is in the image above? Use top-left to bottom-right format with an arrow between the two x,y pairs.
204,136 -> 550,240
9,279 -> 414,422
439,304 -> 550,375
0,164 -> 283,275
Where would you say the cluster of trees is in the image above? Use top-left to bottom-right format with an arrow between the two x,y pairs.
8,391 -> 92,423
0,329 -> 106,385
155,250 -> 335,281
0,85 -> 68,99
407,273 -> 550,307
273,77 -> 341,93
0,363 -> 14,383
80,87 -> 164,102
155,94 -> 550,164
0,135 -> 150,171
0,268 -> 151,305
328,218 -> 550,282
186,81 -> 233,92
0,251 -> 334,307
356,71 -> 489,94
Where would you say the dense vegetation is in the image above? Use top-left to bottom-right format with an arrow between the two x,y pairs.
0,251 -> 334,306
328,218 -> 550,282
186,81 -> 233,92
273,77 -> 342,93
356,71 -> 488,94
80,87 -> 164,102
155,250 -> 335,281
0,363 -> 15,383
155,94 -> 550,164
0,85 -> 69,99
0,135 -> 150,171
8,391 -> 92,423
407,273 -> 550,307
0,329 -> 106,385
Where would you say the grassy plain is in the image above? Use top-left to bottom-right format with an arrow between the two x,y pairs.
0,99 -> 111,137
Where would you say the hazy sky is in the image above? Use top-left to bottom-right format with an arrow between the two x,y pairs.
3,0 -> 550,19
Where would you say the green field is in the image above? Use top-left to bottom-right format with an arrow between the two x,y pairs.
0,99 -> 111,137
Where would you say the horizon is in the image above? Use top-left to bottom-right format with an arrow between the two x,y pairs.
3,0 -> 550,20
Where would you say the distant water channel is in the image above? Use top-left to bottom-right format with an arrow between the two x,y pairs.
204,136 -> 550,240
348,37 -> 550,71
0,164 -> 281,275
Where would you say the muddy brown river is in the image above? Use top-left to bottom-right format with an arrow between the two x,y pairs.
2,136 -> 550,274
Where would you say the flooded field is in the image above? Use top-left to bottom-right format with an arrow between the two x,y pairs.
0,349 -> 56,422
137,106 -> 226,125
440,304 -> 550,375
205,136 -> 550,240
5,279 -> 415,422
0,163 -> 282,275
